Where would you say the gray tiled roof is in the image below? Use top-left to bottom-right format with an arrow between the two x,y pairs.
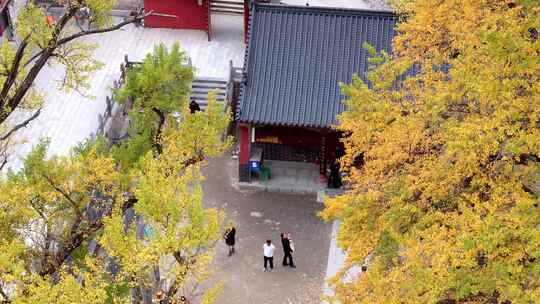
238,3 -> 397,128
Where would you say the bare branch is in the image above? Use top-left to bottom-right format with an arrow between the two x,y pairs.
40,173 -> 78,211
0,286 -> 11,304
0,157 -> 7,171
0,108 -> 41,141
1,10 -> 153,126
23,50 -> 47,69
56,12 -> 153,47
28,197 -> 47,221
0,35 -> 31,108
0,7 -> 78,125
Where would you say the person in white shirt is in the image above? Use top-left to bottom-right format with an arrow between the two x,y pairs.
263,239 -> 276,272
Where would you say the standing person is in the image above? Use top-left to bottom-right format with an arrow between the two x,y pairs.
263,239 -> 275,272
189,99 -> 201,113
285,233 -> 296,268
224,223 -> 236,257
281,233 -> 291,266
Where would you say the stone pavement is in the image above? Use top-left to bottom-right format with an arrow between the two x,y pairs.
241,160 -> 326,194
201,157 -> 332,304
4,14 -> 244,172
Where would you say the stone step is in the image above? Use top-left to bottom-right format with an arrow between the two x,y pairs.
195,76 -> 228,83
190,76 -> 228,110
191,92 -> 226,100
192,82 -> 227,89
211,4 -> 244,10
210,0 -> 244,13
211,8 -> 244,15
191,86 -> 226,93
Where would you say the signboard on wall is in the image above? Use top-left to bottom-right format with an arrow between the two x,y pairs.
256,135 -> 280,144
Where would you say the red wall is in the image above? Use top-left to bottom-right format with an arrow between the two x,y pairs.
145,0 -> 209,30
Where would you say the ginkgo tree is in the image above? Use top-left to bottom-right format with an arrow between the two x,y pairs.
0,42 -> 231,303
322,0 -> 540,303
112,42 -> 194,168
0,0 -> 150,170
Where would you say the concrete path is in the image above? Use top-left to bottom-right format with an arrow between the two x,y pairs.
202,157 -> 332,304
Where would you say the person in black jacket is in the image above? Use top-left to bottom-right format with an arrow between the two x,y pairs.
281,232 -> 295,267
224,223 -> 236,257
328,159 -> 343,189
189,99 -> 201,113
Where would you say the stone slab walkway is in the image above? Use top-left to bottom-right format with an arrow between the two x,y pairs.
4,15 -> 244,172
240,160 -> 326,194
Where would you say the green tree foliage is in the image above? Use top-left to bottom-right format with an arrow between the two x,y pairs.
0,0 -> 148,170
0,43 -> 231,303
112,43 -> 194,168
322,1 -> 540,303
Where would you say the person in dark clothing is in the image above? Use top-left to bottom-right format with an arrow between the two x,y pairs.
224,223 -> 236,257
328,159 -> 343,189
281,232 -> 295,267
281,233 -> 288,265
189,99 -> 201,113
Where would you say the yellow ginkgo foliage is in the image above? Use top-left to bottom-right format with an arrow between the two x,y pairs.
322,1 -> 540,303
0,43 -> 230,303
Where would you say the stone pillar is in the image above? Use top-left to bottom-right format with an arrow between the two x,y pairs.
238,124 -> 251,182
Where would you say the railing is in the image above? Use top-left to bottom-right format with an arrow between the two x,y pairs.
96,55 -> 138,145
225,60 -> 234,113
98,55 -> 241,145
225,61 -> 244,113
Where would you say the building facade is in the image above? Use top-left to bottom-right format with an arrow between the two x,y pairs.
237,3 -> 397,183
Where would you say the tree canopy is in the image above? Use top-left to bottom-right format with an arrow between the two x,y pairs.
0,43 -> 230,304
112,43 -> 194,168
0,0 -> 148,170
322,0 -> 540,303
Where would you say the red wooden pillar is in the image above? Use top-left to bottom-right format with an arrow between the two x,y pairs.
238,124 -> 251,182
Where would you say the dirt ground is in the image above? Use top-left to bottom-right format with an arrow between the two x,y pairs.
200,157 -> 332,304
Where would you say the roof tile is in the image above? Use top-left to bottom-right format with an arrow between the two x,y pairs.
238,3 -> 397,128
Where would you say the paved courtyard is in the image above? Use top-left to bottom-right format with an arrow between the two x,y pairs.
202,157 -> 332,304
5,14 -> 244,172
242,160 -> 326,195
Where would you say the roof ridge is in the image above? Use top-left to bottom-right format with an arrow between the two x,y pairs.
253,2 -> 395,17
